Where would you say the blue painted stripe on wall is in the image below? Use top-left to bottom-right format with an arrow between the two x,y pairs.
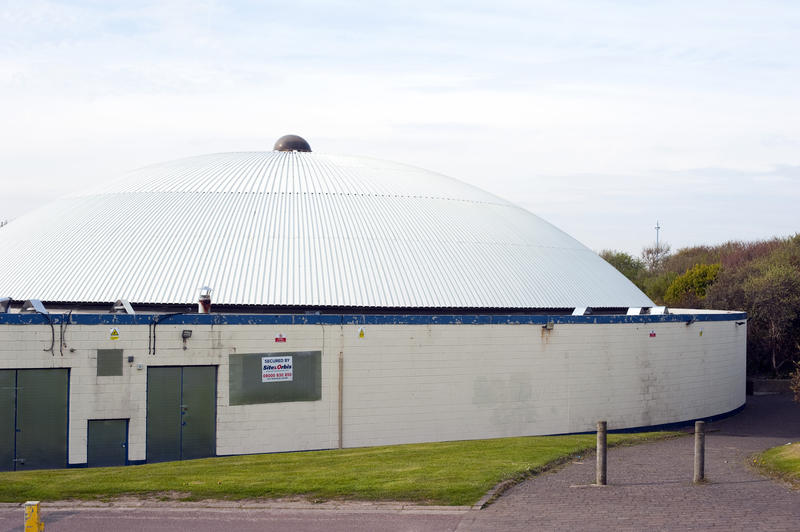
0,311 -> 747,326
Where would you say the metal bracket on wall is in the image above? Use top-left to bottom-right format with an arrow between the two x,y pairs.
112,299 -> 135,315
21,300 -> 48,314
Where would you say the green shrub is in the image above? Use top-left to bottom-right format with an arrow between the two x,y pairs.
741,263 -> 800,375
663,263 -> 721,308
791,361 -> 800,404
599,250 -> 646,290
641,271 -> 678,305
706,236 -> 800,375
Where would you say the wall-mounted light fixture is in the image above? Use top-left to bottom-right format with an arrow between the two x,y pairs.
182,329 -> 192,350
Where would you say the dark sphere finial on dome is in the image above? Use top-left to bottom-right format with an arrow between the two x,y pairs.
274,134 -> 311,152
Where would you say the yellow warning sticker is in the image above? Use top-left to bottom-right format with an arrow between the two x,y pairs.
110,328 -> 120,340
358,327 -> 365,338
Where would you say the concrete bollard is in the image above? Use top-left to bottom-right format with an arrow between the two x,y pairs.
694,420 -> 705,483
596,420 -> 607,486
24,501 -> 44,531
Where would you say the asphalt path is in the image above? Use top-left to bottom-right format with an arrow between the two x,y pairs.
1,394 -> 798,531
457,393 -> 800,531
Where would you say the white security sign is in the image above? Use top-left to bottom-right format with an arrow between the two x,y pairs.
262,356 -> 293,382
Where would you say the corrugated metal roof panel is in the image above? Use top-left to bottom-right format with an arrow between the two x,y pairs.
0,151 -> 654,309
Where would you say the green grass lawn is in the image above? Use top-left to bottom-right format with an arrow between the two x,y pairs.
755,442 -> 800,487
0,431 -> 679,505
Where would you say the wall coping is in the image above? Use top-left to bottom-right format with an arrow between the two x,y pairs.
0,311 -> 747,326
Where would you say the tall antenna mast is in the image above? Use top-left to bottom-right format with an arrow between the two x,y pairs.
655,220 -> 661,251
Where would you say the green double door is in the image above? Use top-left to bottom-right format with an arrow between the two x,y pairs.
0,369 -> 69,471
146,366 -> 217,463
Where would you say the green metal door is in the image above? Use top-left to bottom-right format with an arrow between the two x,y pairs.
147,366 -> 216,463
88,419 -> 128,467
147,367 -> 182,463
180,366 -> 216,460
0,370 -> 14,472
15,369 -> 69,470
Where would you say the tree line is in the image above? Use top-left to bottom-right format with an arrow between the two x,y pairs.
600,234 -> 800,378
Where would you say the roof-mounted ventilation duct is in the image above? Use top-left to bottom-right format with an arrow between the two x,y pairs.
112,299 -> 135,315
649,306 -> 669,315
572,307 -> 592,316
21,299 -> 48,314
627,307 -> 644,316
0,297 -> 10,313
198,286 -> 212,314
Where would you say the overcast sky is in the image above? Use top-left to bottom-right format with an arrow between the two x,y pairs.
1,1 -> 798,255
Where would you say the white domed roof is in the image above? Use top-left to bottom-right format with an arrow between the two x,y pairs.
0,150 -> 653,309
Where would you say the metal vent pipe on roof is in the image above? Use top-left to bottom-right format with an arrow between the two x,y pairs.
198,287 -> 212,314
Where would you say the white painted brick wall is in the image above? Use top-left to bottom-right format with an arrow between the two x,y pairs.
0,318 -> 745,465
